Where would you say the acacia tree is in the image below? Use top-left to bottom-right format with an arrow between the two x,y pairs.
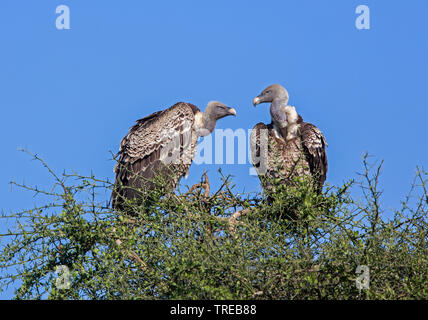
0,151 -> 426,299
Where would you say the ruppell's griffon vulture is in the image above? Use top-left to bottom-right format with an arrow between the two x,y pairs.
250,84 -> 327,194
112,101 -> 236,209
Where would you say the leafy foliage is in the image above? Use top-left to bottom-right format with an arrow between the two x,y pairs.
0,151 -> 427,299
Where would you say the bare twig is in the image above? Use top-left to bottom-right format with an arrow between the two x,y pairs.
416,166 -> 428,205
251,291 -> 263,298
202,171 -> 210,198
218,209 -> 249,234
113,227 -> 147,271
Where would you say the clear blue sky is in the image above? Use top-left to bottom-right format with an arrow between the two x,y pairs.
0,0 -> 427,298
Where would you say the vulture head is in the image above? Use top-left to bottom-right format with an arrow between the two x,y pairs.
205,101 -> 237,120
253,84 -> 289,106
197,101 -> 237,136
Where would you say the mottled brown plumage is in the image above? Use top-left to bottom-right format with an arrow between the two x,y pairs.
251,84 -> 328,194
299,120 -> 328,189
112,101 -> 236,210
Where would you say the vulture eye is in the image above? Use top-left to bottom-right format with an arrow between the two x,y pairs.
265,90 -> 271,94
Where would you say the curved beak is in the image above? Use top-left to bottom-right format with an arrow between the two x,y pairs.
228,107 -> 237,116
253,96 -> 262,107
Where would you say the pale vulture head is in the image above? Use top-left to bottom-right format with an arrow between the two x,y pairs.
205,101 -> 237,120
196,101 -> 236,136
252,84 -> 289,106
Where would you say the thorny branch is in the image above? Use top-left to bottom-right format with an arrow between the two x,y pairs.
1,150 -> 427,299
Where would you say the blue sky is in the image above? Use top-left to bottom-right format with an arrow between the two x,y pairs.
0,0 -> 427,298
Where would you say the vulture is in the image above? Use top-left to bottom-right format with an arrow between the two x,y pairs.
250,84 -> 327,195
112,101 -> 237,210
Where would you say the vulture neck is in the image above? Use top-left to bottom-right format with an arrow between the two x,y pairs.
270,98 -> 288,128
283,106 -> 301,141
195,113 -> 217,137
271,101 -> 301,142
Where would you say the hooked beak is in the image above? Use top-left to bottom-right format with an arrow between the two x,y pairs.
228,107 -> 237,116
253,96 -> 262,107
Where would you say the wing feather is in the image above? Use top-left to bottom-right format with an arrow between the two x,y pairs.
250,122 -> 287,192
300,122 -> 328,189
112,102 -> 200,208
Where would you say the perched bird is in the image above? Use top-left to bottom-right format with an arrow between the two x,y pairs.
112,101 -> 236,210
250,84 -> 328,195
